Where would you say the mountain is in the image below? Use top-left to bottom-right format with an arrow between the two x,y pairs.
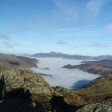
32,52 -> 93,60
75,76 -> 112,112
94,55 -> 112,60
63,59 -> 112,75
32,52 -> 112,60
0,53 -> 38,71
0,53 -> 112,111
0,68 -> 112,111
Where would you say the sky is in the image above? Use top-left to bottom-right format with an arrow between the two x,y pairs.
0,0 -> 112,56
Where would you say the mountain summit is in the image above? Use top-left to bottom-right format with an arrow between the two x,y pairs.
32,52 -> 112,60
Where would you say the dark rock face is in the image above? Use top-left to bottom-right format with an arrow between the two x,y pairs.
0,88 -> 45,112
0,75 -> 5,99
50,96 -> 80,112
63,64 -> 76,69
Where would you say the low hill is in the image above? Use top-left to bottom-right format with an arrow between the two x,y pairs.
75,76 -> 112,101
0,53 -> 38,71
63,59 -> 112,75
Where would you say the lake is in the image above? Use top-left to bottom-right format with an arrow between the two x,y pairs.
32,57 -> 99,89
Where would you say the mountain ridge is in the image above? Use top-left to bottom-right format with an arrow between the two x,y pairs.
63,59 -> 112,75
32,52 -> 112,60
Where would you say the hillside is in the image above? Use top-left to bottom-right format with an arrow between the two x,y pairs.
75,76 -> 112,101
0,54 -> 38,71
63,59 -> 112,75
0,54 -> 112,111
0,68 -> 112,111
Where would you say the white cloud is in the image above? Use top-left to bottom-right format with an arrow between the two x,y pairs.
0,33 -> 10,40
52,0 -> 78,22
106,24 -> 112,31
88,43 -> 110,48
85,0 -> 110,24
0,33 -> 12,49
56,40 -> 67,45
87,0 -> 109,14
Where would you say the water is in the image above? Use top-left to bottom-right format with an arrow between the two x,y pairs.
32,57 -> 99,89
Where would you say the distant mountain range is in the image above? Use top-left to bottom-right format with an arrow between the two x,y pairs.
32,52 -> 112,60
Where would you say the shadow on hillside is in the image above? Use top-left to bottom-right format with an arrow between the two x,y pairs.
72,79 -> 91,89
0,75 -> 5,99
50,95 -> 80,112
0,88 -> 45,112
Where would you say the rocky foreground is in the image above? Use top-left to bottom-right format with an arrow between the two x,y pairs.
0,68 -> 112,112
63,59 -> 112,75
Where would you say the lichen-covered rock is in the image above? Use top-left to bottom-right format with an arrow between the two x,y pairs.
64,92 -> 86,106
0,68 -> 89,111
76,98 -> 112,112
0,68 -> 53,102
52,86 -> 87,106
2,68 -> 112,112
52,86 -> 71,96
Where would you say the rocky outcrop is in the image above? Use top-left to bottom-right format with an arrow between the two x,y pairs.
0,69 -> 86,111
0,68 -> 112,111
76,98 -> 112,112
0,69 -> 52,100
0,69 -> 52,111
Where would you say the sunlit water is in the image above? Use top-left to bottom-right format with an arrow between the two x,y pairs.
31,58 -> 99,89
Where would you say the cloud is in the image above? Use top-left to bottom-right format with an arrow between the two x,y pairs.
3,41 -> 13,49
2,42 -> 23,49
87,0 -> 104,13
20,0 -> 111,32
52,0 -> 78,22
0,33 -> 10,40
83,0 -> 110,24
0,33 -> 13,49
106,24 -> 112,31
86,0 -> 110,16
20,0 -> 78,32
88,43 -> 110,48
56,40 -> 67,45
0,33 -> 22,49
21,18 -> 42,32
